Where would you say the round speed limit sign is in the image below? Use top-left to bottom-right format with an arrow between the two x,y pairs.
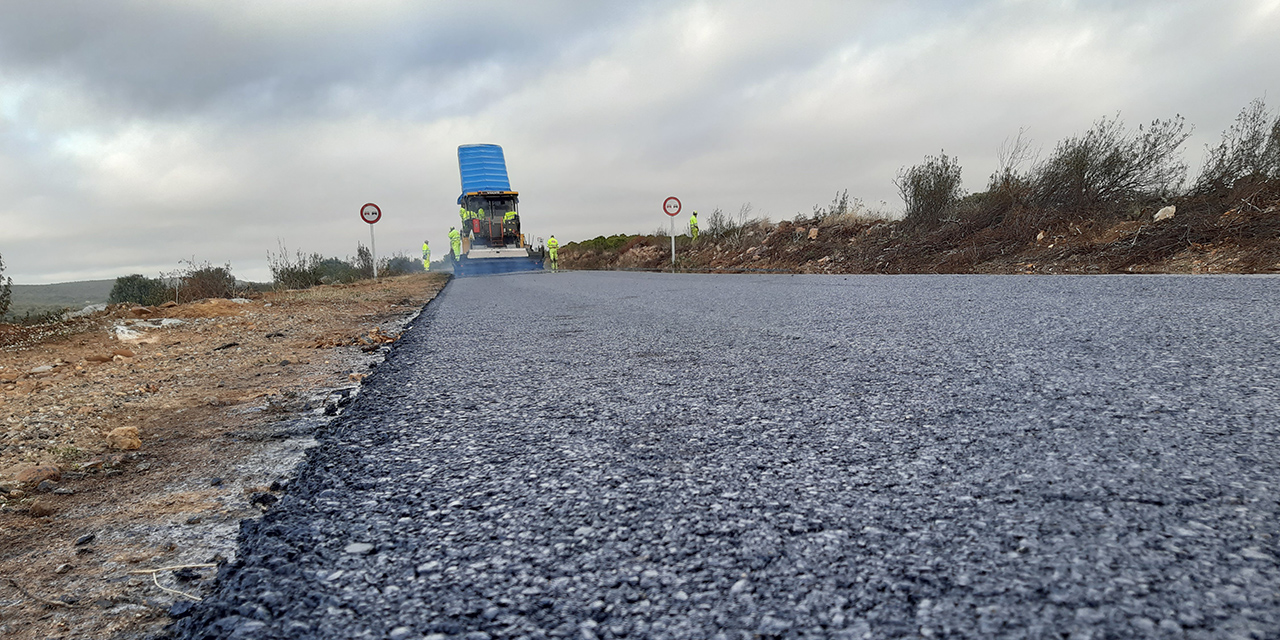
663,196 -> 681,217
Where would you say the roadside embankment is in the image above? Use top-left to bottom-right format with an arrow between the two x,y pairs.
0,273 -> 448,640
562,181 -> 1280,275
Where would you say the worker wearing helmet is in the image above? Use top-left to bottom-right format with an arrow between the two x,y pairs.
546,235 -> 559,271
689,210 -> 699,242
421,240 -> 431,271
448,226 -> 462,267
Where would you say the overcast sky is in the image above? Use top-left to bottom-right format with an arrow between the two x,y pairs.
1,0 -> 1277,283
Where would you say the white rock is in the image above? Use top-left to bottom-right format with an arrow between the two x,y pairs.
114,326 -> 146,342
230,298 -> 252,304
64,303 -> 107,319
1153,205 -> 1176,222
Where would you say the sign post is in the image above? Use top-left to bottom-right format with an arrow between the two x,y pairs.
360,203 -> 382,279
663,196 -> 681,268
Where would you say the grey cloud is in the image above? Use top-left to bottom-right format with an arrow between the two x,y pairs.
1,0 -> 1277,283
0,2 -> 662,120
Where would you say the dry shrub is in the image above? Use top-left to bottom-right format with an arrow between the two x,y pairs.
1031,114 -> 1189,216
1194,98 -> 1280,194
179,262 -> 238,302
895,152 -> 965,227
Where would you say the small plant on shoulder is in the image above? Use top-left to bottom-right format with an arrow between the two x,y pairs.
354,243 -> 375,280
1194,97 -> 1280,195
268,241 -> 326,290
895,151 -> 966,227
812,191 -> 885,229
0,252 -> 12,318
987,128 -> 1037,207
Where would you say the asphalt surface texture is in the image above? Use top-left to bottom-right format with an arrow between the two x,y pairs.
170,272 -> 1280,640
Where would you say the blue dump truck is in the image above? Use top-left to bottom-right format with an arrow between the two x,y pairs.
454,144 -> 544,275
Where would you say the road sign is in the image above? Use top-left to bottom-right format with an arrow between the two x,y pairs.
360,203 -> 382,224
359,203 -> 381,278
663,196 -> 681,217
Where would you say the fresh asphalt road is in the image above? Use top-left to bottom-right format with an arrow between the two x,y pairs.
174,272 -> 1280,639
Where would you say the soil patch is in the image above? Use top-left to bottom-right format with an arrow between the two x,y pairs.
0,273 -> 448,639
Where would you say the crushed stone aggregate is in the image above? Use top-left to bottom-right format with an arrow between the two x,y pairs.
171,272 -> 1280,639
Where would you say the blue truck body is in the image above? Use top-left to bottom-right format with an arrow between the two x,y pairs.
457,144 -> 512,203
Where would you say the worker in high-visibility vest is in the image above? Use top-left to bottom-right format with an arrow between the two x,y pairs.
690,210 -> 699,242
459,206 -> 472,237
421,240 -> 431,271
546,235 -> 559,271
503,209 -> 518,238
542,238 -> 558,272
448,227 -> 462,265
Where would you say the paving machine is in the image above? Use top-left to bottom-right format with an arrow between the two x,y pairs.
454,144 -> 544,276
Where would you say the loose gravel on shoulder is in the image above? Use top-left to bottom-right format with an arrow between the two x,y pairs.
171,272 -> 1280,639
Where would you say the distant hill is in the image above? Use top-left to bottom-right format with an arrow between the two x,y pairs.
4,279 -> 115,321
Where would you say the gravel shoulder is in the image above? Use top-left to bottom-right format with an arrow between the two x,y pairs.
174,272 -> 1280,639
0,273 -> 449,640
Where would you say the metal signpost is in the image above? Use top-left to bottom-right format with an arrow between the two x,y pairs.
663,196 -> 681,267
360,203 -> 382,279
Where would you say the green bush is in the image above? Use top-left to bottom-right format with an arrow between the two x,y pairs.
109,274 -> 170,306
567,235 -> 636,252
382,254 -> 425,276
179,262 -> 238,302
316,257 -> 361,284
895,151 -> 966,226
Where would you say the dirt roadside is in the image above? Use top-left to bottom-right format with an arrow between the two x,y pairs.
0,273 -> 449,640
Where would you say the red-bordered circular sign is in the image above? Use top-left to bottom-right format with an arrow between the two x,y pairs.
360,203 -> 382,224
663,196 -> 681,217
